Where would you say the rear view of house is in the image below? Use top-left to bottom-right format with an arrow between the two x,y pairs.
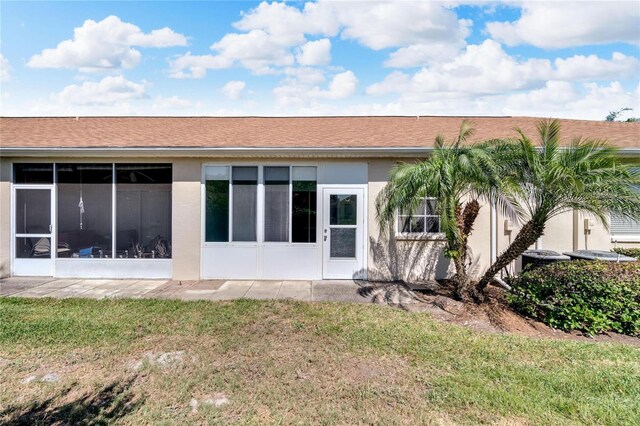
1,116 -> 638,281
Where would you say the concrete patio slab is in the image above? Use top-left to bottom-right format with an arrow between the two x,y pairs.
208,280 -> 254,300
0,277 -> 410,305
312,280 -> 368,303
279,281 -> 312,301
0,277 -> 56,296
244,281 -> 283,300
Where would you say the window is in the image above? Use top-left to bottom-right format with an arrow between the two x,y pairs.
205,166 -> 229,242
204,165 -> 317,244
14,163 -> 53,184
292,166 -> 317,243
57,164 -> 113,258
116,164 -> 172,258
397,197 -> 440,235
232,167 -> 258,242
611,173 -> 640,239
14,163 -> 172,260
264,167 -> 289,242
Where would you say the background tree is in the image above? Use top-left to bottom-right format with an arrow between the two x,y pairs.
376,121 -> 507,301
476,119 -> 640,298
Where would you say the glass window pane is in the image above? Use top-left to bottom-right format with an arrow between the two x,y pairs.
426,217 -> 440,233
398,216 -> 411,234
264,167 -> 289,242
232,166 -> 258,181
292,166 -> 316,181
15,189 -> 50,234
205,166 -> 229,181
410,217 -> 425,233
232,166 -> 257,241
56,164 -> 113,258
330,228 -> 356,258
425,199 -> 437,215
330,194 -> 357,225
116,163 -> 172,184
206,180 -> 229,242
14,164 -> 53,184
116,164 -> 172,258
292,181 -> 316,243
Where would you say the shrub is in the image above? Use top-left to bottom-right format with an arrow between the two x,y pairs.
612,247 -> 640,259
507,261 -> 640,336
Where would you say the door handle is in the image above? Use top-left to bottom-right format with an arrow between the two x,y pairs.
49,224 -> 52,233
324,235 -> 327,241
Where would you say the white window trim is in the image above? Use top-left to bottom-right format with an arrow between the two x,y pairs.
394,196 -> 445,241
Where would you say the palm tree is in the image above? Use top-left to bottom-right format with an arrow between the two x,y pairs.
376,120 -> 505,301
476,119 -> 640,297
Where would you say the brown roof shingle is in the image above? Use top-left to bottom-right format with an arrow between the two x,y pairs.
1,116 -> 638,149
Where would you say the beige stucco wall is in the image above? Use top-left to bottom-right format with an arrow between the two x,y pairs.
171,159 -> 202,280
0,158 -> 11,278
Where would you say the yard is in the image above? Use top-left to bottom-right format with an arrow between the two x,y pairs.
1,298 -> 639,425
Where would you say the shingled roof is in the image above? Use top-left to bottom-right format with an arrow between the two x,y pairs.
1,116 -> 639,150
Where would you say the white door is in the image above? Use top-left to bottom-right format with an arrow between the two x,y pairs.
322,188 -> 365,279
13,186 -> 54,276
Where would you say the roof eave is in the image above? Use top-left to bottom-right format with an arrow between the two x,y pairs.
0,146 -> 435,159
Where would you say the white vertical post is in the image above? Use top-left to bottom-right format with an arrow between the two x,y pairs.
490,199 -> 497,264
112,164 -> 116,259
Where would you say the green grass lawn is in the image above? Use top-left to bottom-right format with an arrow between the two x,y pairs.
1,298 -> 639,425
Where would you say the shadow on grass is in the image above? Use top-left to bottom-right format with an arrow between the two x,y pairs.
0,376 -> 143,425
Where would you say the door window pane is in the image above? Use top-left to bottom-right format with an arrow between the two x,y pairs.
56,164 -> 113,258
292,172 -> 316,243
264,167 -> 289,242
116,164 -> 172,258
15,189 -> 50,234
15,237 -> 56,259
330,228 -> 356,258
330,194 -> 357,225
14,164 -> 53,184
232,166 -> 258,242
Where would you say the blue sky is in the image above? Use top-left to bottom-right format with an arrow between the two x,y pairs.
1,1 -> 639,119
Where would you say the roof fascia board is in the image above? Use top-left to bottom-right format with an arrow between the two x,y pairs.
0,147 -> 434,158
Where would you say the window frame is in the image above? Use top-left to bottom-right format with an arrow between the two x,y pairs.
395,196 -> 445,240
202,163 -> 318,246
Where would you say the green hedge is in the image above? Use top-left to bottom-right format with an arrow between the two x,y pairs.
508,261 -> 640,336
612,247 -> 640,259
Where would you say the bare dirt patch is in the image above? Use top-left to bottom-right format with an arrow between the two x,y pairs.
402,281 -> 640,345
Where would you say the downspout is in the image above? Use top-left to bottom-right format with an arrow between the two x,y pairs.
490,200 -> 497,264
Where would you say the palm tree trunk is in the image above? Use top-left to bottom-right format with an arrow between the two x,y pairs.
453,200 -> 480,301
474,218 -> 546,299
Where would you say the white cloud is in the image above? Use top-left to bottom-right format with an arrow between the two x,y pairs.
56,75 -> 147,105
331,2 -> 469,51
274,69 -> 357,109
152,95 -> 194,110
28,15 -> 187,71
553,52 -> 639,81
487,2 -> 640,48
367,41 -> 639,98
296,39 -> 331,66
0,54 -> 10,81
168,52 -> 232,79
221,80 -> 246,100
169,1 -> 473,77
312,70 -> 357,99
210,29 -> 295,72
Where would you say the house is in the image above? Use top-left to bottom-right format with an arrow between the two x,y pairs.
1,116 -> 638,281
